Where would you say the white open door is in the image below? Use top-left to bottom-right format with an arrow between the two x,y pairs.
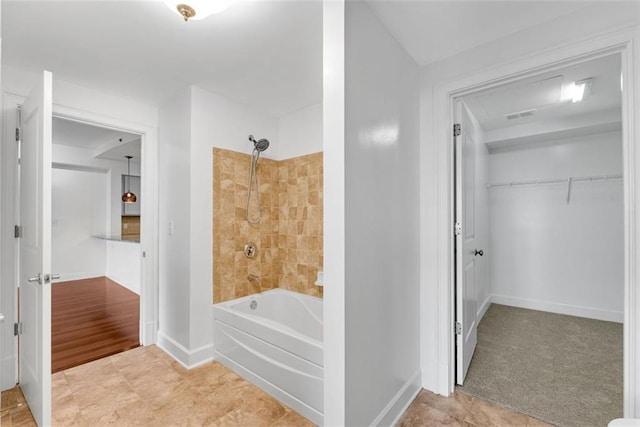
19,70 -> 53,426
455,100 -> 480,385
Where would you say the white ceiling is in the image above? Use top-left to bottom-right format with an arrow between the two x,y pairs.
53,117 -> 138,149
463,54 -> 622,132
366,1 -> 589,66
96,139 -> 143,163
3,0 -> 634,121
53,117 -> 141,162
3,0 -> 323,117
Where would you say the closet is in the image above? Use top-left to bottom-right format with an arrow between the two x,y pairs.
456,53 -> 623,427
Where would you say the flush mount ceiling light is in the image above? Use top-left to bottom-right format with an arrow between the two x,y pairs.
565,78 -> 592,103
122,155 -> 137,204
165,0 -> 232,22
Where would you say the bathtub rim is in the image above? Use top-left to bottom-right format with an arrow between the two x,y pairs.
214,288 -> 323,308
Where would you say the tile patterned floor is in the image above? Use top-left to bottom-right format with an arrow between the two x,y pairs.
1,345 -> 554,426
1,386 -> 35,426
3,345 -> 314,426
399,389 -> 554,426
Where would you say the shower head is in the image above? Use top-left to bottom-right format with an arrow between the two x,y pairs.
255,138 -> 270,152
249,135 -> 270,152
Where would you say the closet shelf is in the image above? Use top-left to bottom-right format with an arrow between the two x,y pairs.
486,174 -> 622,189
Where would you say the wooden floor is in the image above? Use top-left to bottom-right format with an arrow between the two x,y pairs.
52,276 -> 139,373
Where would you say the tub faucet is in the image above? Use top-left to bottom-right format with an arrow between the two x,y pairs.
248,274 -> 261,292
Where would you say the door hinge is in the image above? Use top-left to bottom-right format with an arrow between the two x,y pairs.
454,222 -> 462,236
14,225 -> 22,238
15,127 -> 21,142
455,322 -> 462,335
453,123 -> 461,137
14,322 -> 22,336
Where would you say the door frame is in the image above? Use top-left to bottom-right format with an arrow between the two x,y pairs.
428,26 -> 639,417
1,92 -> 159,385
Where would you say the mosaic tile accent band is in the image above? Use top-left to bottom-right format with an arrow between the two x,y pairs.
213,148 -> 323,303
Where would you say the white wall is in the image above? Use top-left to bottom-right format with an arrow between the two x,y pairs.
2,66 -> 158,127
106,240 -> 141,294
157,85 -> 279,366
191,86 -> 277,354
489,131 -> 624,321
322,1 -> 346,424
51,143 -> 142,289
52,167 -> 107,281
344,3 -> 421,425
419,4 -> 640,395
158,87 -> 192,357
186,90 -> 320,162
192,86 -> 278,157
277,103 -> 323,159
52,144 -> 141,237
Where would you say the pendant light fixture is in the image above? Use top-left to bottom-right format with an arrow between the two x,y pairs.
165,0 -> 232,22
122,155 -> 137,204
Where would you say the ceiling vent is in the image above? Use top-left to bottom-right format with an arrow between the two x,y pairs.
505,108 -> 537,120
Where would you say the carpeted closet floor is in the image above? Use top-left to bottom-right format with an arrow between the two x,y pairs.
459,304 -> 623,427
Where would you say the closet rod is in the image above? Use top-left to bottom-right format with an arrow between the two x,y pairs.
486,174 -> 622,189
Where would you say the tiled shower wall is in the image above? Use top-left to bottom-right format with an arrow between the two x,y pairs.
277,152 -> 323,298
212,148 -> 323,303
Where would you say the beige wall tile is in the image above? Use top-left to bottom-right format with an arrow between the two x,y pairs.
213,148 -> 323,303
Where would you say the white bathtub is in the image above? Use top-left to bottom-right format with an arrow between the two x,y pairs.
213,289 -> 323,425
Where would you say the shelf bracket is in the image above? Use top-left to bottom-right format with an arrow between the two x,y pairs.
566,177 -> 573,204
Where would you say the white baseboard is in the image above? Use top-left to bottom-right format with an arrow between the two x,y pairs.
477,295 -> 491,322
156,331 -> 213,369
420,365 -> 437,395
371,370 -> 421,427
106,274 -> 140,295
140,320 -> 157,346
421,362 -> 451,397
56,272 -> 104,282
491,294 -> 623,323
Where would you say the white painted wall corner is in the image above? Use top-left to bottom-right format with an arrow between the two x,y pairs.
372,370 -> 422,427
155,331 -> 214,370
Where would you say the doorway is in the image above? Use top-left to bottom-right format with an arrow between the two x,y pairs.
1,79 -> 159,425
422,27 -> 640,418
453,54 -> 624,426
50,117 -> 143,372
